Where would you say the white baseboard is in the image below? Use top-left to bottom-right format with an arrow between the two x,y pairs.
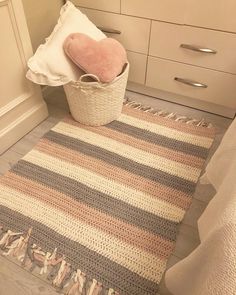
0,102 -> 48,155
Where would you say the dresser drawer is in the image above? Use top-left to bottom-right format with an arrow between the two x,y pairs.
74,0 -> 120,13
121,0 -> 185,24
146,57 -> 236,109
150,21 -> 236,74
121,0 -> 236,32
185,0 -> 236,33
80,8 -> 150,54
127,51 -> 147,84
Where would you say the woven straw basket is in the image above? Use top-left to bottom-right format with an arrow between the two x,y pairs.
63,63 -> 129,126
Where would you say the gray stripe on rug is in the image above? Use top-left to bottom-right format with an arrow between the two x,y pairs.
0,205 -> 158,295
11,160 -> 179,241
44,131 -> 196,194
107,120 -> 209,159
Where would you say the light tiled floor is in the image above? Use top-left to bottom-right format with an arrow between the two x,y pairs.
0,88 -> 233,295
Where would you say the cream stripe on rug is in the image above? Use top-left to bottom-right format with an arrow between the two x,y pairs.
23,149 -> 186,222
0,185 -> 165,283
119,113 -> 213,148
52,122 -> 201,181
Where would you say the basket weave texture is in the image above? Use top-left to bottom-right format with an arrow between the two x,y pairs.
63,63 -> 129,126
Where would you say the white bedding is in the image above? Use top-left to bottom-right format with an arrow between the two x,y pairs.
165,117 -> 236,295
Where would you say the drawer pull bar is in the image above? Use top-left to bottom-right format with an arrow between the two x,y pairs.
174,77 -> 208,88
97,26 -> 121,34
180,44 -> 217,54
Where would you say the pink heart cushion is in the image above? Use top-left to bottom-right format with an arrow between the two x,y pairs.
63,33 -> 127,83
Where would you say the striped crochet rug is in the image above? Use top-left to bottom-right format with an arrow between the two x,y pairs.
0,102 -> 215,295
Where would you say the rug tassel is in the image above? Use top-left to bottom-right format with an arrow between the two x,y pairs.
0,230 -> 23,248
85,279 -> 103,295
21,243 -> 35,268
66,282 -> 80,295
0,230 -> 11,246
45,249 -> 65,279
63,271 -> 77,294
66,269 -> 86,295
175,116 -> 188,122
108,288 -> 115,295
166,112 -> 177,119
53,259 -> 67,286
156,110 -> 168,116
15,227 -> 32,258
78,270 -> 86,294
60,267 -> 74,290
40,251 -> 51,275
50,247 -> 57,260
94,282 -> 103,295
124,98 -> 212,128
143,107 -> 153,112
3,236 -> 24,256
186,119 -> 198,124
47,260 -> 61,281
55,262 -> 71,288
107,288 -> 120,295
87,279 -> 97,295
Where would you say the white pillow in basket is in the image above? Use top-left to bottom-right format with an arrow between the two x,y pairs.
26,1 -> 106,86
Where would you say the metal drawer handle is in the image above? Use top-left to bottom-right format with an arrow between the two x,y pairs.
174,77 -> 208,88
180,44 -> 217,54
97,26 -> 121,34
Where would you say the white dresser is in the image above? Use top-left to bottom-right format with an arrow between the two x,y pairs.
73,0 -> 236,117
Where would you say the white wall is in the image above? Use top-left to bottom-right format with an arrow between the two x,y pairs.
22,0 -> 64,51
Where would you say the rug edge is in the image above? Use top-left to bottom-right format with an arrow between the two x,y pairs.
124,98 -> 213,128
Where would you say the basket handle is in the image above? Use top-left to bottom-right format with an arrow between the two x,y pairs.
79,73 -> 101,83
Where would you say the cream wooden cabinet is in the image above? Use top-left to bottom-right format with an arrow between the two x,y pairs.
149,22 -> 236,74
185,0 -> 236,33
79,8 -> 151,55
121,0 -> 236,33
74,0 -> 236,117
146,57 -> 236,109
126,52 -> 147,85
0,0 -> 48,154
74,0 -> 120,13
121,0 -> 186,24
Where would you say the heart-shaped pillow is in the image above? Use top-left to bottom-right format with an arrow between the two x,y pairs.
63,33 -> 127,83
